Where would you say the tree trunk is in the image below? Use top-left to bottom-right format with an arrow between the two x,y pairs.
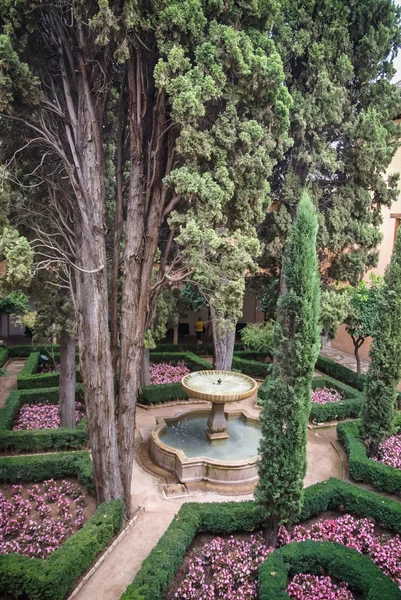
211,309 -> 236,370
354,343 -> 361,377
140,348 -> 151,388
264,516 -> 280,548
59,328 -> 76,428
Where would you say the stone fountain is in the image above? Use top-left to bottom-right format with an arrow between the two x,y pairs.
181,370 -> 257,440
148,370 -> 261,486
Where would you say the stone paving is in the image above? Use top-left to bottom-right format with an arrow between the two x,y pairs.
0,358 -> 26,408
320,346 -> 370,374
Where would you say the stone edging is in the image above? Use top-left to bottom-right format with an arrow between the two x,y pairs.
67,506 -> 145,600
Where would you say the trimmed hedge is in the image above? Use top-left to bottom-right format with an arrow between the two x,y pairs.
0,385 -> 88,453
259,540 -> 401,600
149,352 -> 212,372
151,343 -> 244,356
121,477 -> 401,600
6,344 -> 61,357
338,417 -> 401,494
0,451 -> 123,600
17,352 -> 81,389
309,375 -> 363,422
0,347 -> 8,368
139,382 -> 188,405
232,356 -> 271,378
316,354 -> 365,390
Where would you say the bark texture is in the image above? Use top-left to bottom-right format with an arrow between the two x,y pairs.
140,349 -> 151,388
59,328 -> 76,428
211,310 -> 236,371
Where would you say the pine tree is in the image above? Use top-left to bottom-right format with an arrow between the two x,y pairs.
260,0 -> 401,285
255,192 -> 320,547
361,230 -> 401,456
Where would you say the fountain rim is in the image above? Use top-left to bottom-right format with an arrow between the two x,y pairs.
181,370 -> 257,403
151,410 -> 260,466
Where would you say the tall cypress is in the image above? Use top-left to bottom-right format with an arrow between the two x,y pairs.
255,192 -> 320,547
361,229 -> 401,456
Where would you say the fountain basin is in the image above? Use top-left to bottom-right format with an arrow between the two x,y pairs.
181,370 -> 257,404
150,410 -> 261,485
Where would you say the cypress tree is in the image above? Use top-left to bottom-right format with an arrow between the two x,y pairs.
255,192 -> 320,547
361,229 -> 401,456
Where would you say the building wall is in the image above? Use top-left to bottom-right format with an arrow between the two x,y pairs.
331,130 -> 401,358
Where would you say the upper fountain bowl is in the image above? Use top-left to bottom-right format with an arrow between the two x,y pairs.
181,370 -> 257,404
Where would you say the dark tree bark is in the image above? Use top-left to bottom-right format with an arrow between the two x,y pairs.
211,309 -> 236,371
140,349 -> 151,388
352,336 -> 364,377
264,516 -> 280,548
59,328 -> 76,428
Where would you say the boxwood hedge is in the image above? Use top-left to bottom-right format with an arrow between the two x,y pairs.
0,451 -> 123,600
121,477 -> 401,600
309,376 -> 363,422
0,385 -> 88,453
17,352 -> 81,390
337,416 -> 401,494
259,540 -> 401,600
0,347 -> 8,368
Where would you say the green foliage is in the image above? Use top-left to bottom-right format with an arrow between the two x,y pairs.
345,275 -> 383,350
7,344 -> 60,357
259,540 -> 401,600
0,385 -> 87,453
320,287 -> 351,339
262,0 -> 401,284
361,231 -> 401,453
17,352 -> 81,389
33,288 -> 75,341
0,226 -> 33,290
315,354 -> 365,391
239,322 -> 275,356
310,376 -> 363,423
255,192 -> 320,532
180,283 -> 207,313
122,477 -> 401,600
231,356 -> 270,379
0,290 -> 30,314
0,347 -> 8,367
338,418 -> 401,495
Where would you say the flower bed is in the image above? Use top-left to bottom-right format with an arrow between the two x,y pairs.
311,387 -> 342,404
0,478 -> 93,558
13,402 -> 85,430
374,433 -> 401,470
287,574 -> 354,600
150,362 -> 190,385
167,512 -> 401,599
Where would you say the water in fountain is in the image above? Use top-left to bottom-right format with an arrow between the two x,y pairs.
183,372 -> 254,395
160,416 -> 261,460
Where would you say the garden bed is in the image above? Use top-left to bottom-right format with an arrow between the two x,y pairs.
121,478 -> 401,600
0,385 -> 88,453
0,451 -> 123,600
17,352 -> 81,389
338,416 -> 401,494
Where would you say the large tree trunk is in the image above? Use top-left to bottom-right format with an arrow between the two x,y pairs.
140,348 -> 151,388
59,328 -> 76,428
211,309 -> 236,370
264,516 -> 280,548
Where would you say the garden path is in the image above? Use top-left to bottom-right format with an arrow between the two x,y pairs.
71,392 -> 343,600
320,346 -> 370,374
0,358 -> 25,408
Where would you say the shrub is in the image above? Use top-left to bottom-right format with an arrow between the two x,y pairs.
315,355 -> 365,391
121,478 -> 401,600
337,418 -> 401,494
149,352 -> 212,372
0,385 -> 88,453
232,356 -> 271,378
309,376 -> 363,422
139,383 -> 188,405
7,344 -> 61,358
239,322 -> 275,356
0,347 -> 8,368
259,540 -> 401,600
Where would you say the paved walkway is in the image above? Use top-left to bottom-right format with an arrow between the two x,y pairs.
72,392 -> 342,600
0,358 -> 26,408
320,346 -> 370,374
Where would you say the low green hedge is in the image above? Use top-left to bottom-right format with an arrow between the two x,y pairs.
151,343 -> 244,356
6,344 -> 61,357
259,540 -> 401,600
0,451 -> 123,600
17,352 -> 82,389
121,477 -> 401,600
139,382 -> 188,405
309,376 -> 363,422
338,417 -> 401,494
316,355 -> 365,390
149,352 -> 212,372
0,347 -> 8,368
0,385 -> 88,453
232,356 -> 271,378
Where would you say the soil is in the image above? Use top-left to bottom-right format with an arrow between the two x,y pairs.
163,510 -> 395,600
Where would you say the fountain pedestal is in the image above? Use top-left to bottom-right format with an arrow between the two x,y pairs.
206,404 -> 229,440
